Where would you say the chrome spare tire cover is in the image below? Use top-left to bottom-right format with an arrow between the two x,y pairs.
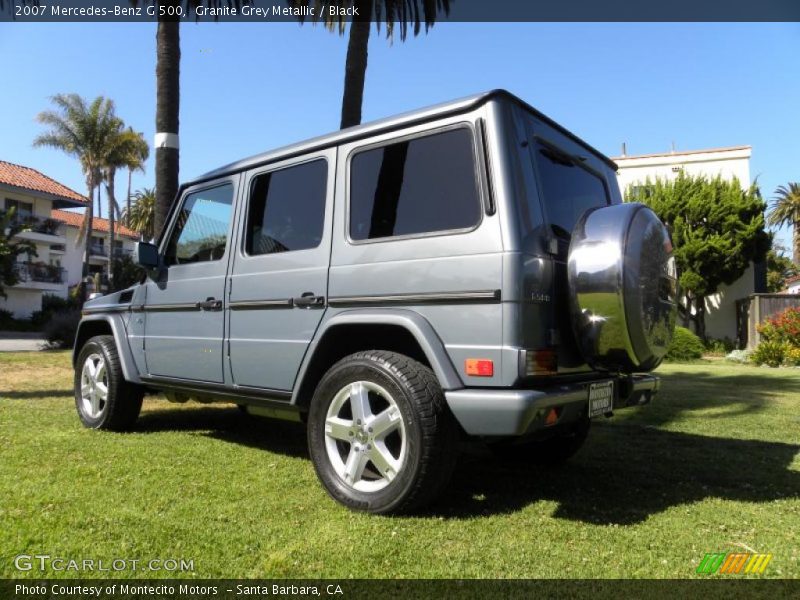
568,202 -> 677,372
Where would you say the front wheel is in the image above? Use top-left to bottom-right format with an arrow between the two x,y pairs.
307,351 -> 459,514
74,335 -> 143,431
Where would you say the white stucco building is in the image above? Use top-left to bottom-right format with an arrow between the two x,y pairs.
51,209 -> 139,291
1,160 -> 86,318
613,145 -> 764,341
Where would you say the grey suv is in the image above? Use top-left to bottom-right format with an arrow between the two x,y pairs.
73,90 -> 676,514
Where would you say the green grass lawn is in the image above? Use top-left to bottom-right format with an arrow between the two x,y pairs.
1,352 -> 798,579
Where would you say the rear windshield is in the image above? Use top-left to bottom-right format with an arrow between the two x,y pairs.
531,141 -> 609,238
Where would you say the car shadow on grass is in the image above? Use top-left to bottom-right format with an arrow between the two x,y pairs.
132,367 -> 800,524
4,388 -> 73,399
429,422 -> 800,523
136,406 -> 309,460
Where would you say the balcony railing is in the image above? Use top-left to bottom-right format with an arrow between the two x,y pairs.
1,211 -> 63,236
50,243 -> 67,253
13,262 -> 66,285
89,244 -> 133,258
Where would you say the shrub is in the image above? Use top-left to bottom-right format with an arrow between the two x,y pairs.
665,326 -> 705,361
704,337 -> 735,356
784,346 -> 800,367
750,341 -> 789,368
43,309 -> 80,349
31,294 -> 79,328
757,306 -> 800,346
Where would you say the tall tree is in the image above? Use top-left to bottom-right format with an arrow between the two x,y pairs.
33,94 -> 120,280
292,0 -> 451,128
123,187 -> 156,241
628,174 -> 771,340
767,182 -> 800,265
123,128 -> 150,217
131,1 -> 240,243
103,128 -> 150,285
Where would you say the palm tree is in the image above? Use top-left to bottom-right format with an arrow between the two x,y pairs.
131,1 -> 241,244
124,188 -> 156,242
292,0 -> 451,128
768,183 -> 800,264
123,128 -> 150,217
102,128 -> 150,284
34,94 -> 120,279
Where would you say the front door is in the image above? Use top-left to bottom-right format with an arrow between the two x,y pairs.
227,151 -> 334,391
143,178 -> 237,383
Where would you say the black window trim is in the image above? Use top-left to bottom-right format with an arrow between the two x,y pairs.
239,155 -> 330,260
160,180 -> 236,267
344,121 -> 486,246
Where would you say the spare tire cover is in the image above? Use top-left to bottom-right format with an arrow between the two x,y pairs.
568,202 -> 677,372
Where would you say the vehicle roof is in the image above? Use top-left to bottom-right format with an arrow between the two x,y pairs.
191,89 -> 617,187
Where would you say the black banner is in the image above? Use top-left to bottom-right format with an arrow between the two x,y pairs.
3,579 -> 800,600
2,0 -> 800,23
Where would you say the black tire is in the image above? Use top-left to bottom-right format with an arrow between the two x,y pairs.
74,335 -> 143,431
492,418 -> 590,466
308,350 -> 459,514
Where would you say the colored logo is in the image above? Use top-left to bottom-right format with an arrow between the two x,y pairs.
696,552 -> 772,575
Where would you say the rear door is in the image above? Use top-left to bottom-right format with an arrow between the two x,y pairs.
227,150 -> 334,392
142,178 -> 237,382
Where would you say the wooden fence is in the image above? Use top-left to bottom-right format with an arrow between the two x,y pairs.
736,294 -> 800,349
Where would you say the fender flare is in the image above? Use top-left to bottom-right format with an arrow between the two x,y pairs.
291,308 -> 463,405
73,314 -> 141,384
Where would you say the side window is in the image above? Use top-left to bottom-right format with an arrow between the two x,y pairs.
164,184 -> 233,266
349,127 -> 481,241
532,141 -> 609,236
245,159 -> 327,256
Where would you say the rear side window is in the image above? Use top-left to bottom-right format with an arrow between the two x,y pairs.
349,128 -> 481,241
245,159 -> 327,255
533,142 -> 608,236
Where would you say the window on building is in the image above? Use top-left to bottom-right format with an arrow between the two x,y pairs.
245,159 -> 327,256
349,128 -> 481,241
165,184 -> 234,265
5,199 -> 34,220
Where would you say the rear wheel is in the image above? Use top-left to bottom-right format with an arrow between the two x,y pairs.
74,335 -> 143,431
308,350 -> 458,514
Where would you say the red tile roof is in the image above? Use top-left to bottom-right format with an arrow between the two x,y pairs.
51,209 -> 140,239
0,160 -> 86,204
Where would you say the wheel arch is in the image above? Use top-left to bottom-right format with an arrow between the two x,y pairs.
73,315 -> 141,384
291,309 -> 463,409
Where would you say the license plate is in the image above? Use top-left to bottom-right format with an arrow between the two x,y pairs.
588,381 -> 614,417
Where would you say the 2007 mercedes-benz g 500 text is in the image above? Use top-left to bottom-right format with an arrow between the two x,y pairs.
73,90 -> 677,513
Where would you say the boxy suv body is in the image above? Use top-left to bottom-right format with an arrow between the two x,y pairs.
74,90 -> 676,513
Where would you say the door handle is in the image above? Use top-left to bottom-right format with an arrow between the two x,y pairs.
197,297 -> 222,311
293,292 -> 325,308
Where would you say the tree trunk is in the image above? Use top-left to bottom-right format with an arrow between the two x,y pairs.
340,1 -> 373,129
126,168 -> 133,218
794,216 -> 800,265
368,143 -> 408,239
105,167 -> 117,289
694,297 -> 707,342
155,14 -> 180,242
96,184 -> 102,219
81,176 -> 94,288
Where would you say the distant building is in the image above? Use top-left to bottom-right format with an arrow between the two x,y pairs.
50,209 -> 140,291
785,274 -> 800,294
0,160 -> 86,318
613,145 -> 765,341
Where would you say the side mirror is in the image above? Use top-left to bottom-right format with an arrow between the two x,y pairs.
136,241 -> 160,269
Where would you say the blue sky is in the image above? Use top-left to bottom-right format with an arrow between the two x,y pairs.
0,22 -> 797,248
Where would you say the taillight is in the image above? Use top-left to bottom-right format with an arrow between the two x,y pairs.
524,348 -> 558,376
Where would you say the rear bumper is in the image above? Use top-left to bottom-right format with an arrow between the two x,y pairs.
445,373 -> 659,436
